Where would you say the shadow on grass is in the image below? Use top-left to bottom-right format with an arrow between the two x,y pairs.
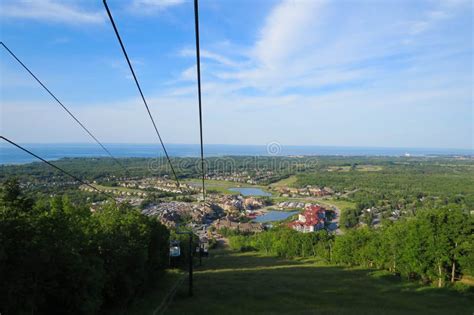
200,249 -> 307,271
166,250 -> 474,315
107,269 -> 183,315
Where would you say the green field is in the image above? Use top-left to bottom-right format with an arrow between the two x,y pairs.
91,183 -> 145,194
165,250 -> 474,315
270,175 -> 298,187
327,165 -> 384,172
185,179 -> 271,195
317,198 -> 356,211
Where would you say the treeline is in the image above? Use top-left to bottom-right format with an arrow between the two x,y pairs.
3,156 -> 472,184
229,229 -> 333,261
4,156 -> 472,198
0,156 -> 304,183
0,155 -> 420,186
333,206 -> 473,287
0,179 -> 170,314
295,163 -> 474,208
229,205 -> 473,287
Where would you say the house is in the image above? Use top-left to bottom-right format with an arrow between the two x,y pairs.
289,205 -> 326,233
289,188 -> 299,195
219,195 -> 243,212
243,197 -> 265,210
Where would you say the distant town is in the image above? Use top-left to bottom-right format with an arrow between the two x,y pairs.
79,173 -> 344,247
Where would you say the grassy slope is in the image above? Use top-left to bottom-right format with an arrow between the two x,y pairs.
270,175 -> 298,188
110,269 -> 183,315
91,184 -> 144,194
316,198 -> 356,211
185,179 -> 271,195
166,250 -> 474,315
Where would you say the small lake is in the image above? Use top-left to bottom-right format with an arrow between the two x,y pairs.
229,187 -> 272,196
253,210 -> 299,223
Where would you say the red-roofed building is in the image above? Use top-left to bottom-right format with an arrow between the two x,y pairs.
289,205 -> 326,233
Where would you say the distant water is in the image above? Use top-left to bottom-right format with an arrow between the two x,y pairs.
0,143 -> 472,165
253,210 -> 299,223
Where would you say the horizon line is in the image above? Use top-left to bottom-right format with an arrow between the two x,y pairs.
1,142 -> 472,152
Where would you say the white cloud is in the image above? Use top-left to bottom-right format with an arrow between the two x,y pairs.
164,0 -> 472,147
177,0 -> 471,96
253,0 -> 325,67
0,0 -> 104,25
1,0 -> 471,148
184,0 -> 330,94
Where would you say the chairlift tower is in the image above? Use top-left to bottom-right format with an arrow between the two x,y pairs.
176,225 -> 194,297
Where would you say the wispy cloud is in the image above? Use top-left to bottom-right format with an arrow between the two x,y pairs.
180,48 -> 240,67
213,0 -> 329,93
131,0 -> 186,14
0,0 -> 104,25
163,0 -> 471,147
176,0 -> 471,98
50,37 -> 71,45
253,0 -> 326,67
1,0 -> 471,148
405,0 -> 470,35
104,57 -> 146,81
180,64 -> 197,81
178,0 -> 363,94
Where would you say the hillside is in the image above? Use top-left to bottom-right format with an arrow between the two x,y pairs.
165,249 -> 474,315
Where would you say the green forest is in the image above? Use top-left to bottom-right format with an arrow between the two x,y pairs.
0,179 -> 170,314
229,204 -> 473,288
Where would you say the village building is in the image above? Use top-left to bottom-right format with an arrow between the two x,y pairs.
289,205 -> 327,233
276,186 -> 333,197
218,195 -> 244,212
213,217 -> 264,233
243,197 -> 265,210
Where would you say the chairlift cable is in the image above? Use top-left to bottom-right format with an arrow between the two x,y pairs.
102,0 -> 182,190
0,42 -> 129,176
193,0 -> 206,201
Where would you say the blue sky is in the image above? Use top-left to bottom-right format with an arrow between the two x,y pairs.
0,0 -> 472,149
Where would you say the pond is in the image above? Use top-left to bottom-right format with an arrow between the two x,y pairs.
229,187 -> 272,196
253,210 -> 299,223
